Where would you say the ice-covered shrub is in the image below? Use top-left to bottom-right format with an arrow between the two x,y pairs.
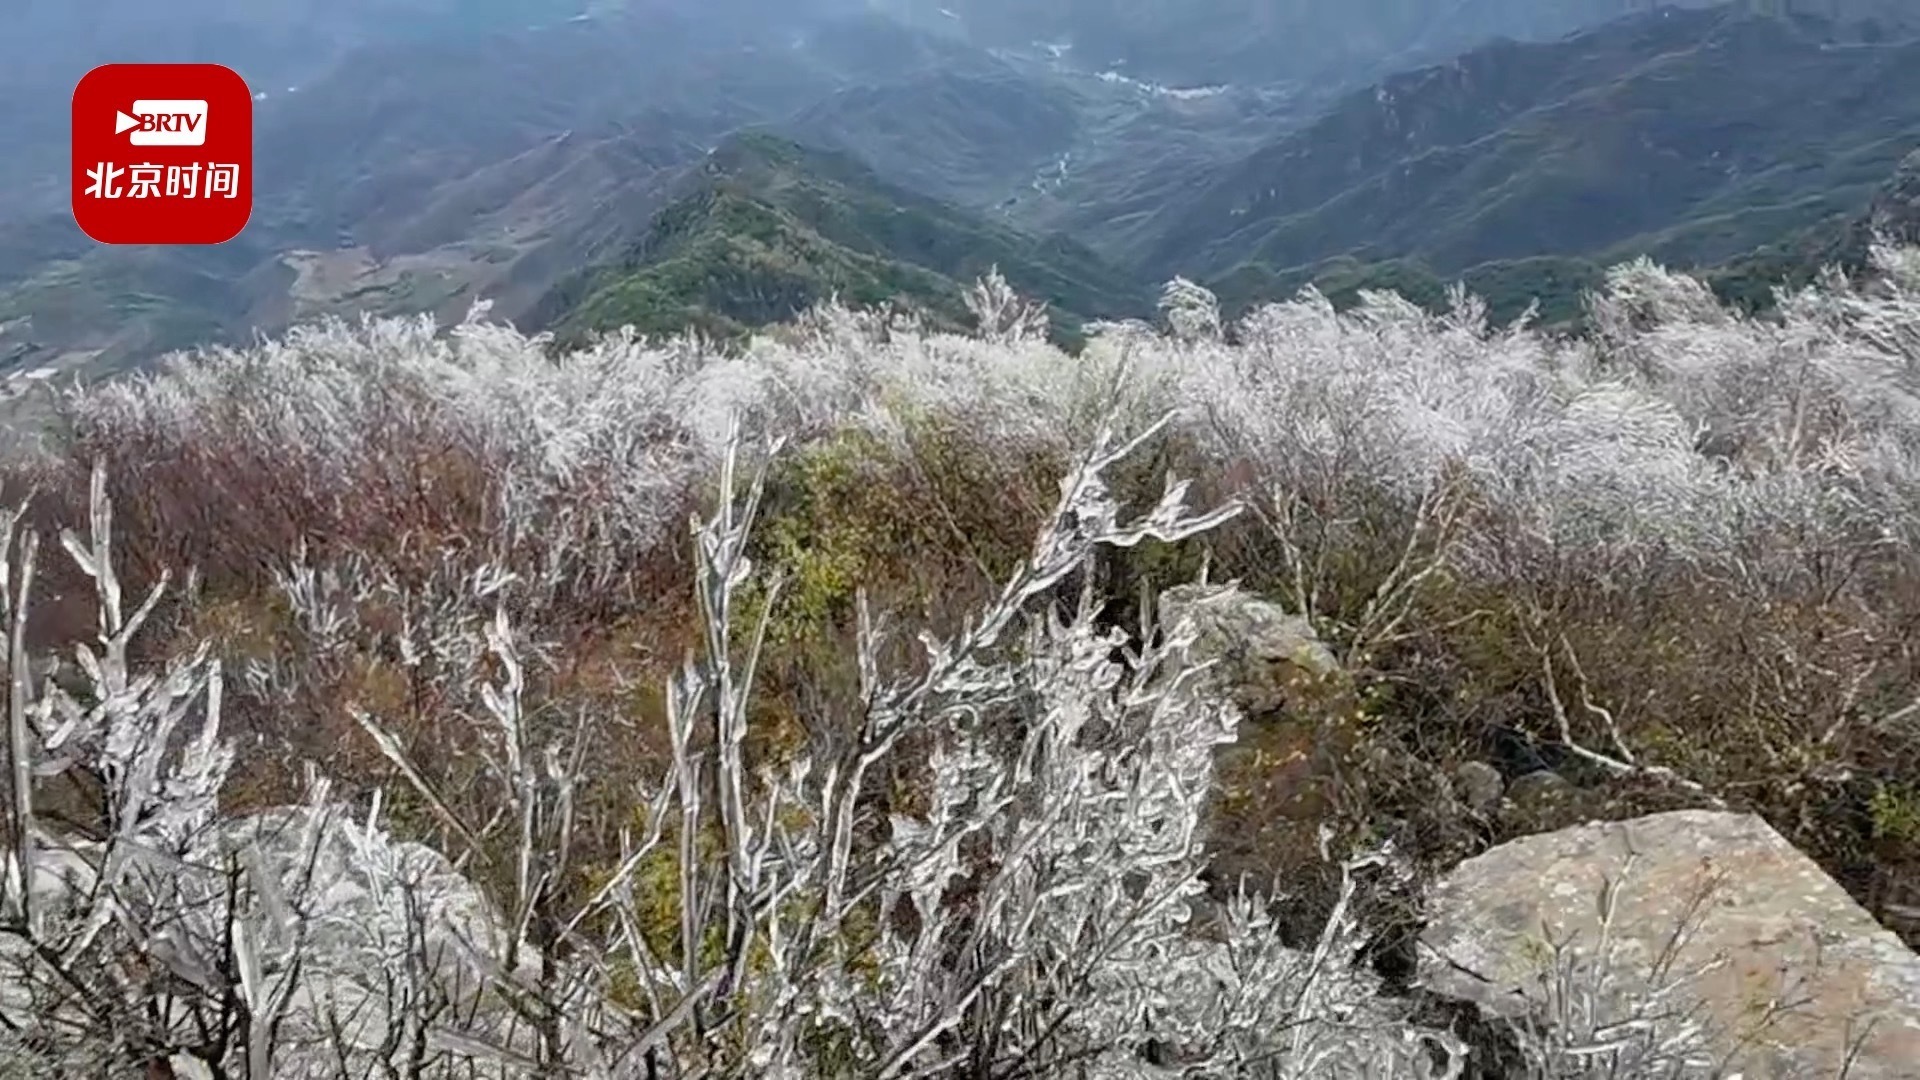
2,242 -> 1917,1075
0,416 -> 1468,1078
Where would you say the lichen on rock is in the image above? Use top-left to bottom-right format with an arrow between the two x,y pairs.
1418,809 -> 1920,1079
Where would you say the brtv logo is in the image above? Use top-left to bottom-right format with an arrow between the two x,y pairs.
72,64 -> 253,244
115,100 -> 211,145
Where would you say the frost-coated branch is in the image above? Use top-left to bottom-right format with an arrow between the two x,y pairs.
8,251 -> 1920,1077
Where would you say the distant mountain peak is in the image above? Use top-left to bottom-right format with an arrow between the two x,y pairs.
533,134 -> 1149,348
1136,3 -> 1920,283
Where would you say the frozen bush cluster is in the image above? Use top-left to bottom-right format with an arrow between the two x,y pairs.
0,425 -> 1459,1078
1157,249 -> 1920,593
60,249 -> 1920,570
1,248 -> 1916,1075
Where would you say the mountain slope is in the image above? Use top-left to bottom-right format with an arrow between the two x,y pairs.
536,133 -> 1152,346
781,55 -> 1316,261
7,0 -> 1913,385
0,114 -> 712,382
0,0 -> 623,223
1196,142 -> 1920,333
879,0 -> 1756,86
1138,8 -> 1920,287
0,8 -> 1025,380
781,68 -> 1084,209
1707,143 -> 1920,309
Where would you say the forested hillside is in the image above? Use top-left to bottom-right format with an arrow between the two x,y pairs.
1139,6 -> 1920,316
878,0 -> 1737,85
533,133 -> 1147,347
7,3 -> 1918,377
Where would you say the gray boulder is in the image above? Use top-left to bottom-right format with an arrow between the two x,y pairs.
1502,768 -> 1570,814
0,804 -> 530,1077
1451,761 -> 1504,813
1158,582 -> 1338,716
1419,809 -> 1920,1079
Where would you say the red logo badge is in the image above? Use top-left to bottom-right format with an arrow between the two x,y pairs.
72,63 -> 254,245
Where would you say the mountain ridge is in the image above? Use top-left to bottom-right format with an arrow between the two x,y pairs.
1135,7 -> 1920,291
535,132 -> 1152,347
4,1 -> 1917,384
0,9 -> 1026,379
877,0 -> 1745,86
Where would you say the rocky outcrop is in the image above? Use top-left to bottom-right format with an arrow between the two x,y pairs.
1419,810 -> 1920,1079
1500,769 -> 1570,814
1450,761 -> 1504,813
0,804 -> 526,1077
1158,582 -> 1339,717
1160,583 -> 1353,916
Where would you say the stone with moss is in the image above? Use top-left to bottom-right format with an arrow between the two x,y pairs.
1158,582 -> 1340,719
